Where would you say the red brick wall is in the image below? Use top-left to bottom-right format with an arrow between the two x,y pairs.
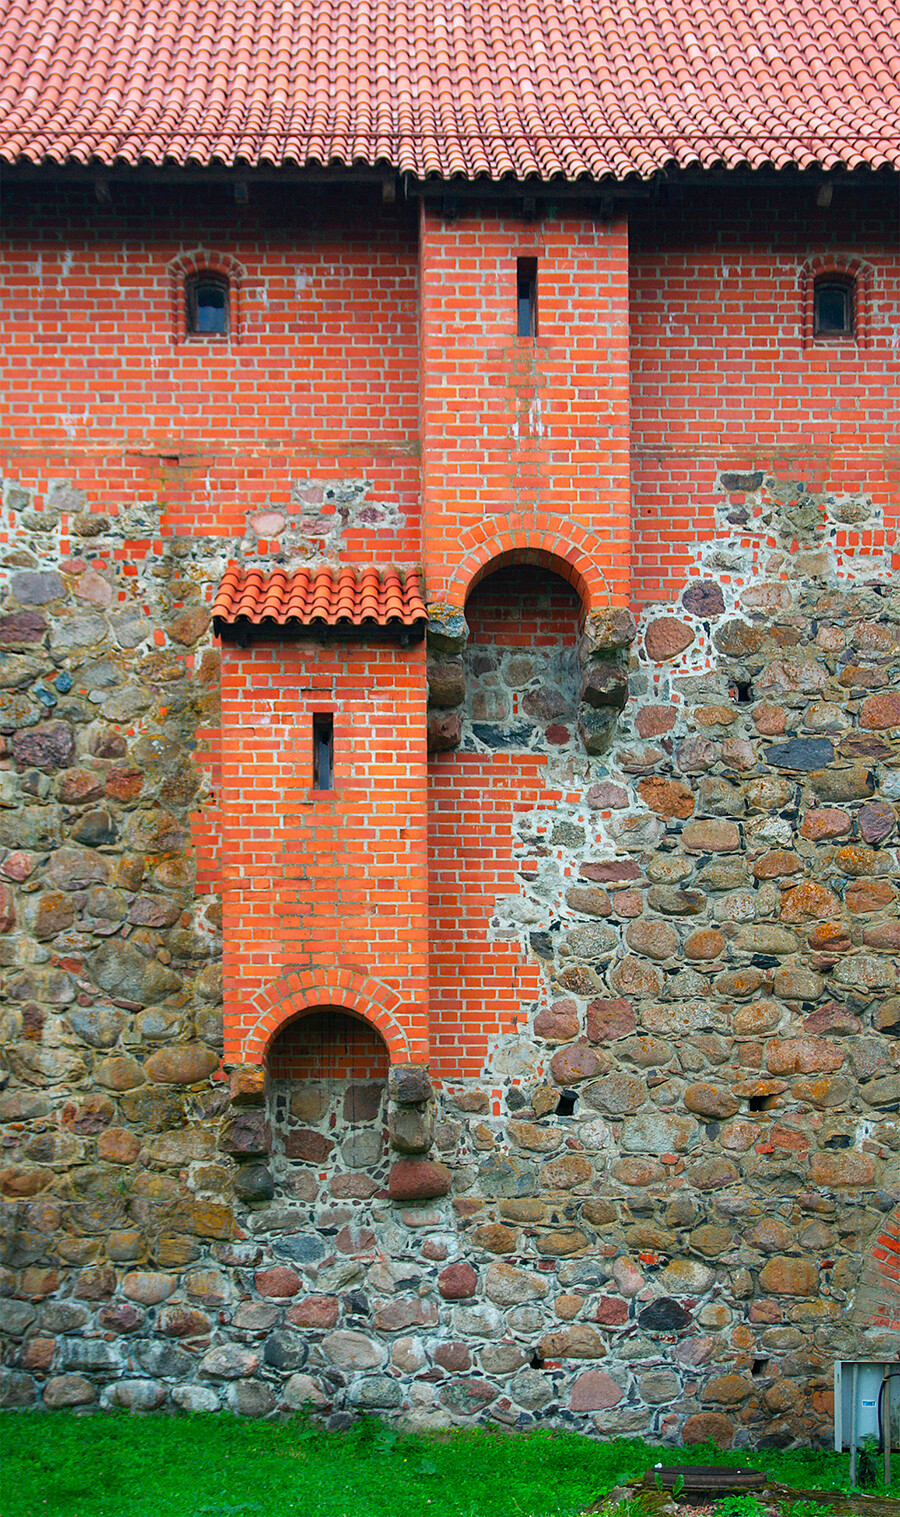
630,188 -> 900,606
419,207 -> 632,610
855,1207 -> 900,1333
0,184 -> 420,556
219,639 -> 429,1066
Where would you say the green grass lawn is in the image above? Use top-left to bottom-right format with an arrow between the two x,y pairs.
1,1412 -> 887,1517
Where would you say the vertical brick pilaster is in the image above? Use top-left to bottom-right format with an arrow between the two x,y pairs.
419,205 -> 632,607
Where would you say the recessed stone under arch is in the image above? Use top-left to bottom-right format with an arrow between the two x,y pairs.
427,554 -> 635,757
265,1008 -> 392,1207
463,562 -> 583,746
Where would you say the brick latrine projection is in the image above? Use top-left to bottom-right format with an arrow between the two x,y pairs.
629,190 -> 900,606
219,640 -> 429,1066
419,208 -> 632,607
0,185 -> 421,553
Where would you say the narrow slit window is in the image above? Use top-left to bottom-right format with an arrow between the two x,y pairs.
517,258 -> 537,338
186,274 -> 229,335
313,713 -> 334,790
813,276 -> 853,338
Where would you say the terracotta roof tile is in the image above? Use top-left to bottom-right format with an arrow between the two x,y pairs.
212,563 -> 427,632
0,0 -> 898,178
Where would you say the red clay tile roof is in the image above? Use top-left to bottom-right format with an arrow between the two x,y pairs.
212,564 -> 427,632
1,0 -> 898,179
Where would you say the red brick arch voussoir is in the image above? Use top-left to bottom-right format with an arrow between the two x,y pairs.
167,248 -> 247,343
239,969 -> 413,1069
443,518 -> 616,615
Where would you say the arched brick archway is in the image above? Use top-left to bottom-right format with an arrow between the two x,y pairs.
443,518 -> 618,615
232,969 -> 415,1068
263,1001 -> 394,1209
267,1006 -> 391,1081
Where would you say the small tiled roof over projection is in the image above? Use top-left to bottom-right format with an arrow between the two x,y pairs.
1,0 -> 898,179
212,564 -> 427,638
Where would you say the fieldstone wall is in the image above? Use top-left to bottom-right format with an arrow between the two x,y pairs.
2,475 -> 899,1444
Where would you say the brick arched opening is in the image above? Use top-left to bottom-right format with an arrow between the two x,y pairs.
447,523 -> 611,617
267,1006 -> 391,1082
463,561 -> 583,737
427,538 -> 633,760
234,969 -> 416,1069
266,1007 -> 392,1196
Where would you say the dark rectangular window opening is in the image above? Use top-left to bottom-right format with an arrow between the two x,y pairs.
186,274 -> 229,335
517,258 -> 537,338
814,277 -> 853,337
313,713 -> 334,790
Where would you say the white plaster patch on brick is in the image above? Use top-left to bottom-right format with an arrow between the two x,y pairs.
528,397 -> 544,438
61,411 -> 90,439
489,894 -> 546,941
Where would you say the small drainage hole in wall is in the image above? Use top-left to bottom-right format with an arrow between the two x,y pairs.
556,1090 -> 578,1116
730,678 -> 753,703
747,1094 -> 778,1112
751,1358 -> 770,1378
529,1351 -> 544,1369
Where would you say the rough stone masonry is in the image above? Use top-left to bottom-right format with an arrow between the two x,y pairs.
1,470 -> 899,1444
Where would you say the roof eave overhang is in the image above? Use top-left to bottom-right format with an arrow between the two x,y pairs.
2,160 -> 896,200
214,615 -> 427,647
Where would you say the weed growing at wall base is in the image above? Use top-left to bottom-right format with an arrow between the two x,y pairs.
3,1414 -> 895,1517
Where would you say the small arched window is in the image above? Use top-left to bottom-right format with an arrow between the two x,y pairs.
186,272 -> 229,335
813,274 -> 854,339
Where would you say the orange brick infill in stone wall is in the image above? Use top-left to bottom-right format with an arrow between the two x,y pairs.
630,190 -> 900,606
219,638 -> 429,1067
418,206 -> 632,609
428,749 -> 551,1081
855,1211 -> 900,1332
